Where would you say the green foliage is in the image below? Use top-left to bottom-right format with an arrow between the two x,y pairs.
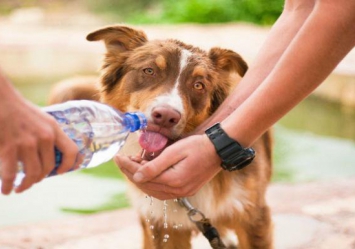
61,192 -> 130,214
80,0 -> 284,25
122,0 -> 283,25
0,0 -> 284,25
83,0 -> 160,22
79,160 -> 125,180
151,0 -> 283,25
0,0 -> 74,15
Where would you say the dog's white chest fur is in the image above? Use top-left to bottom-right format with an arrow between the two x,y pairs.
128,178 -> 250,230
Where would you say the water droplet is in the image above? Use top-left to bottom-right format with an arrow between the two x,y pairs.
149,196 -> 154,206
163,233 -> 169,242
151,235 -> 155,239
173,224 -> 179,229
141,149 -> 146,159
163,200 -> 169,231
145,195 -> 154,235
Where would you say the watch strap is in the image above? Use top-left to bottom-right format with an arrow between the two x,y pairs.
205,123 -> 255,171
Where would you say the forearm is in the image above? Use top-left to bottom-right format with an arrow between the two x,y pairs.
0,69 -> 24,105
223,0 -> 355,147
196,0 -> 315,132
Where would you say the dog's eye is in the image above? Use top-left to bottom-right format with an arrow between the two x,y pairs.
143,68 -> 155,75
193,82 -> 204,90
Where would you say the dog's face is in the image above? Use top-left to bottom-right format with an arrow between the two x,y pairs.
87,25 -> 247,154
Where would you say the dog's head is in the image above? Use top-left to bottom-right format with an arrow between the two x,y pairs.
87,25 -> 247,155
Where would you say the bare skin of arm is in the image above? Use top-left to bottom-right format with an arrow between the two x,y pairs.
0,69 -> 79,195
224,0 -> 355,147
195,0 -> 316,133
115,0 -> 355,200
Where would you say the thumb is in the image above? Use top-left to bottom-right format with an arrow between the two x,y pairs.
133,146 -> 182,183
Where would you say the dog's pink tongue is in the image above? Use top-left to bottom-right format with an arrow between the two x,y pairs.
139,131 -> 168,153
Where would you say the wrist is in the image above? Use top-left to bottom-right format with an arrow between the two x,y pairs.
205,123 -> 255,171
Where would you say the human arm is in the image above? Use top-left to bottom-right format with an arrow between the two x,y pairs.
0,69 -> 80,194
223,0 -> 355,147
116,0 -> 355,200
195,0 -> 317,132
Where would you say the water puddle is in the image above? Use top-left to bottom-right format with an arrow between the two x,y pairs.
273,125 -> 355,182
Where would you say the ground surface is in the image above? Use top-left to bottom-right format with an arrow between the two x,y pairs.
1,178 -> 355,249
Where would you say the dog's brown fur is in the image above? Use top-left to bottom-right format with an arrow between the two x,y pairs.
49,25 -> 273,249
48,76 -> 100,104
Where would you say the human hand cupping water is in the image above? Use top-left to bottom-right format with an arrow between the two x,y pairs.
115,134 -> 222,200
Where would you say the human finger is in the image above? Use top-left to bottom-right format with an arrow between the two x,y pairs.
115,155 -> 160,184
0,150 -> 17,195
73,153 -> 85,170
114,154 -> 142,175
117,158 -> 177,199
132,146 -> 184,183
15,139 -> 42,193
122,168 -> 176,200
54,128 -> 79,174
37,128 -> 56,179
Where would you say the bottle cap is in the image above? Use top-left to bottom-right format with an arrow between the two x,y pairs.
125,112 -> 147,132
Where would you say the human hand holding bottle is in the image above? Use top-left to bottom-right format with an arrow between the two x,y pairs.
0,69 -> 80,195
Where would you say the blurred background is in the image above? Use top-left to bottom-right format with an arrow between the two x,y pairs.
0,0 -> 355,233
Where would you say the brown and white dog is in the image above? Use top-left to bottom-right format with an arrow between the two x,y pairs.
49,25 -> 273,249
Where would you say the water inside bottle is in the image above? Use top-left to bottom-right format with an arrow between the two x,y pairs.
85,122 -> 130,168
87,133 -> 127,168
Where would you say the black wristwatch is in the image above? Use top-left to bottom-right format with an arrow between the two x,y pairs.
205,123 -> 255,171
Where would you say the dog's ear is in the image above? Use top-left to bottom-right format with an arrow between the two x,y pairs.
208,48 -> 248,114
86,26 -> 148,94
209,47 -> 248,77
86,25 -> 148,52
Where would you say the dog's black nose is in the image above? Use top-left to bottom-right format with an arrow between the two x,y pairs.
152,106 -> 181,128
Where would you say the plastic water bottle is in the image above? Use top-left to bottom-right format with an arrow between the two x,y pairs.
0,100 -> 147,187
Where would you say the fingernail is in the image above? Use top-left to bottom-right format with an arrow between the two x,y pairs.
133,172 -> 144,182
